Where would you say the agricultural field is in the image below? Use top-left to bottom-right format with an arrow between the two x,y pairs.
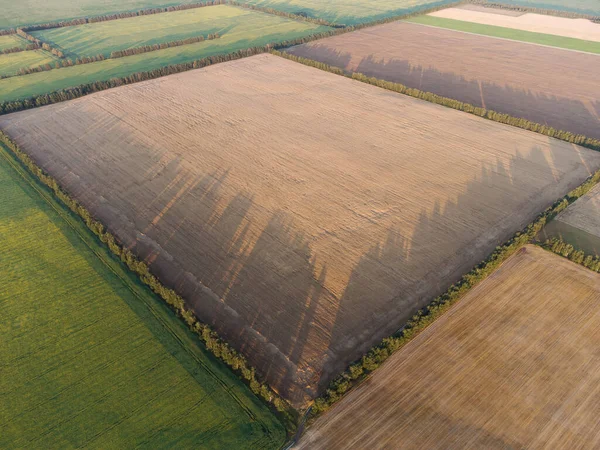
541,183 -> 600,256
428,6 -> 600,42
0,35 -> 27,52
239,0 -> 456,25
298,245 -> 600,449
287,21 -> 600,139
493,0 -> 600,16
0,7 -> 330,103
0,143 -> 285,448
0,50 -> 58,78
0,0 -> 210,30
32,5 -> 260,59
2,53 -> 599,407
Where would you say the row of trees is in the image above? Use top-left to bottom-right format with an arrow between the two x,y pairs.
274,51 -> 600,153
16,28 -> 65,58
308,167 -> 600,419
19,1 -> 228,32
0,43 -> 40,54
110,33 -> 220,59
468,0 -> 600,21
0,129 -> 297,432
0,54 -> 107,79
543,238 -> 600,271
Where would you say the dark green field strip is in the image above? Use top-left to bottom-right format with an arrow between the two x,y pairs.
0,141 -> 285,448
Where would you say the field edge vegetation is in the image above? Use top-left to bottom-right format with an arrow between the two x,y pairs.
0,130 -> 297,435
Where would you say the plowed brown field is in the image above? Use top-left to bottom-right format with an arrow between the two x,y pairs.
298,245 -> 600,449
287,21 -> 600,139
1,54 -> 599,407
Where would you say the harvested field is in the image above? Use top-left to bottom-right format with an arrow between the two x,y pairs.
288,21 -> 600,139
0,35 -> 27,52
239,0 -> 456,25
298,245 -> 600,449
0,9 -> 329,103
541,183 -> 600,256
33,5 -> 255,58
0,143 -> 284,448
2,53 -> 599,406
0,0 -> 210,30
406,15 -> 600,53
429,7 -> 600,41
0,50 -> 58,78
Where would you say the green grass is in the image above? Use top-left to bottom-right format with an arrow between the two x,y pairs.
405,15 -> 600,54
0,142 -> 285,449
239,0 -> 456,25
32,6 -> 255,58
493,0 -> 600,16
0,0 -> 222,30
0,7 -> 330,103
0,50 -> 59,77
0,35 -> 27,52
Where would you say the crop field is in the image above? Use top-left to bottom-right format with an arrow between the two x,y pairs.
0,0 -> 211,30
2,53 -> 599,407
493,0 -> 600,17
298,245 -> 600,449
405,15 -> 600,53
0,143 -> 284,447
287,21 -> 600,139
428,7 -> 600,42
542,183 -> 600,256
0,8 -> 329,104
0,35 -> 27,52
32,6 -> 261,58
239,0 -> 456,25
0,50 -> 58,78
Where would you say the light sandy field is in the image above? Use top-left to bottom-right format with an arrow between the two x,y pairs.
288,21 -> 600,140
430,7 -> 600,42
298,245 -> 600,449
541,183 -> 600,256
2,54 -> 600,406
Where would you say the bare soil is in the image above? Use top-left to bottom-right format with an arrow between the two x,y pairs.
1,54 -> 599,406
288,21 -> 600,139
298,245 -> 600,449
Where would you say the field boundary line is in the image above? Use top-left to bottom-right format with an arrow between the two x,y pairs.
0,140 -> 286,446
466,0 -> 600,21
402,19 -> 600,56
537,238 -> 600,273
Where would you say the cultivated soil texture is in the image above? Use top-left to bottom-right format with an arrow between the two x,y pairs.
0,143 -> 284,449
2,54 -> 600,407
429,7 -> 600,42
298,245 -> 600,449
288,21 -> 600,139
542,183 -> 600,256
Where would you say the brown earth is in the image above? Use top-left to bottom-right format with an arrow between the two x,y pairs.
287,21 -> 600,140
298,245 -> 600,449
1,54 -> 600,407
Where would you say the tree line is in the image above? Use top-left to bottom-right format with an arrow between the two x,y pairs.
542,238 -> 600,270
308,166 -> 600,419
467,0 -> 600,21
273,51 -> 600,153
16,28 -> 65,58
110,33 -> 220,59
0,43 -> 40,55
0,129 -> 297,433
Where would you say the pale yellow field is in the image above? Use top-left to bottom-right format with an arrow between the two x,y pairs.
299,245 -> 600,449
1,54 -> 599,406
429,7 -> 600,42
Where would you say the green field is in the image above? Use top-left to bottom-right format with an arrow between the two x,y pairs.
32,6 -> 253,58
0,50 -> 59,78
0,7 -> 330,103
405,15 -> 600,54
0,35 -> 27,52
494,0 -> 600,16
0,142 -> 285,448
0,0 -> 217,30
239,0 -> 455,25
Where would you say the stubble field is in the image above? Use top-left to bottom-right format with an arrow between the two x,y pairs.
287,21 -> 600,139
298,245 -> 600,449
2,53 -> 599,407
0,143 -> 284,448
